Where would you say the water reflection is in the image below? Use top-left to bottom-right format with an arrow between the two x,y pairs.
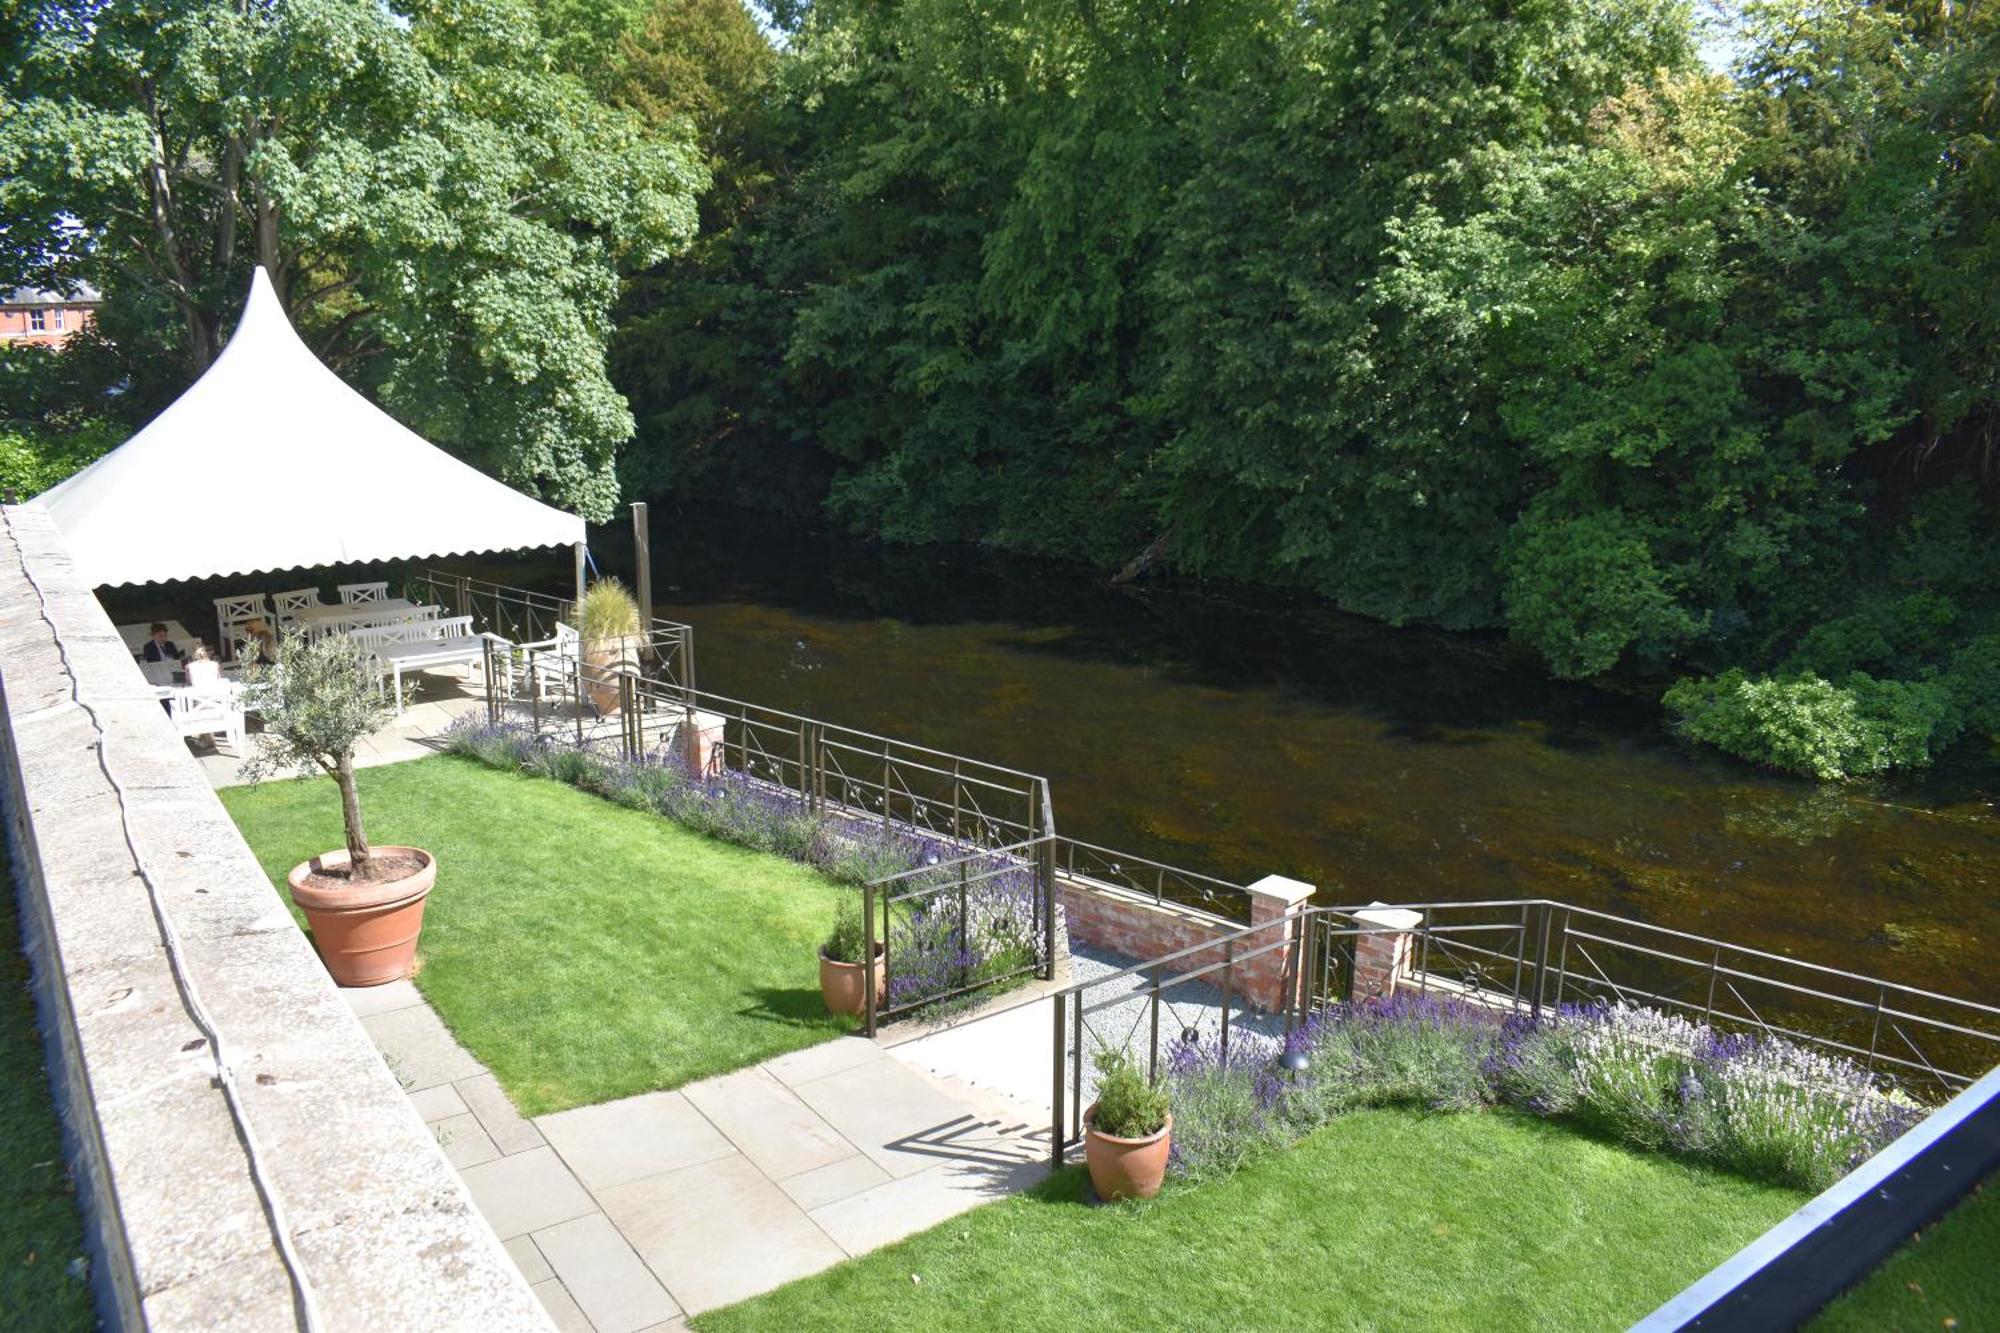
576,507 -> 1996,1001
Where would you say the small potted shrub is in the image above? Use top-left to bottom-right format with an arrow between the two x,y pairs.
1084,1048 -> 1172,1201
243,631 -> 434,987
576,578 -> 641,715
819,896 -> 886,1016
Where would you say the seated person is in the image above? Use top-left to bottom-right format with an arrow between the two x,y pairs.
185,643 -> 221,688
238,617 -> 278,666
141,623 -> 185,663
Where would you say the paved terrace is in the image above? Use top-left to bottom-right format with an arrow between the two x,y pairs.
343,980 -> 1046,1330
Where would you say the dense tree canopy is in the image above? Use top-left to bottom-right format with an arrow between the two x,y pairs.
601,0 -> 1997,777
3,0 -> 1994,777
0,0 -> 705,519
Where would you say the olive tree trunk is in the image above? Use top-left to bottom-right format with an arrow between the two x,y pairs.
333,752 -> 376,882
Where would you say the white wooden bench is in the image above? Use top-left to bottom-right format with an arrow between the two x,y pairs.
348,615 -> 496,710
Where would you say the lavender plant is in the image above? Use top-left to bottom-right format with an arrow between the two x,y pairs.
1164,1029 -> 1285,1182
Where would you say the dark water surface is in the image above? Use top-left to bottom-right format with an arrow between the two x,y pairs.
570,510 -> 2000,1004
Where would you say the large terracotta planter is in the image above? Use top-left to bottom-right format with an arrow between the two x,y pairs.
819,944 -> 887,1017
1083,1103 -> 1173,1202
287,846 -> 436,987
581,634 -> 638,715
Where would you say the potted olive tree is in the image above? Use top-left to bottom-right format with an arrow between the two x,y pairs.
243,630 -> 436,987
819,896 -> 886,1017
1084,1049 -> 1172,1201
577,578 -> 641,715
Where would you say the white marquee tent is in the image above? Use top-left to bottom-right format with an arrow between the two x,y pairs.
36,267 -> 584,588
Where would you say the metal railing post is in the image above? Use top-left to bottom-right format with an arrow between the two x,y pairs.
957,858 -> 970,993
1038,835 -> 1057,981
573,658 -> 584,748
1529,903 -> 1553,1020
481,637 -> 498,725
1050,991 -> 1066,1172
864,883 -> 879,1039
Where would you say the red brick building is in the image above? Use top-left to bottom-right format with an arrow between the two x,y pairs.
1,284 -> 101,349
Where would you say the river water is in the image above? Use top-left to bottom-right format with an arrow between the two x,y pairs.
582,510 -> 1997,1003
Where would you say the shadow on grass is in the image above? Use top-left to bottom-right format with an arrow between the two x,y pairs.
739,984 -> 857,1032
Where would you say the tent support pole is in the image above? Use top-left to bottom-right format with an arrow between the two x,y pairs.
632,503 -> 653,674
573,541 -> 587,619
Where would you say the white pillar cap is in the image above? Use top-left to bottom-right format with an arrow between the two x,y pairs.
1354,901 -> 1424,931
1246,874 -> 1316,907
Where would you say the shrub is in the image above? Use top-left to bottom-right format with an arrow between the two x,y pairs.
1491,1002 -> 1918,1189
1092,1049 -> 1170,1140
1306,994 -> 1497,1113
824,895 -> 868,964
576,578 -> 641,641
883,857 -> 1048,1015
1664,669 -> 1958,779
241,631 -> 396,879
1165,1030 -> 1285,1183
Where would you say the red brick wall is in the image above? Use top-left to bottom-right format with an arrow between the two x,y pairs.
1057,876 -> 1303,1012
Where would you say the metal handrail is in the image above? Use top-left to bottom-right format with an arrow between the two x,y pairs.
1045,897 -> 2000,1170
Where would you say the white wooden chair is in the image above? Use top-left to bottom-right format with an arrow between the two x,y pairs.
213,594 -> 269,663
516,622 -> 582,700
271,588 -> 324,625
167,684 -> 245,754
337,581 -> 390,605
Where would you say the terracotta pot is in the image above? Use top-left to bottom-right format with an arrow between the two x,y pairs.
1083,1103 -> 1173,1202
819,943 -> 888,1017
287,847 -> 436,987
581,634 -> 637,715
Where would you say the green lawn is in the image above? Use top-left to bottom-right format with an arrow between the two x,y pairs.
693,1108 -> 1806,1333
1811,1176 -> 1999,1331
1,865 -> 95,1332
222,755 -> 855,1114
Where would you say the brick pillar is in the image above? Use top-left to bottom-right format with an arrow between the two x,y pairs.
669,708 -> 726,776
1350,903 -> 1422,1003
1242,874 -> 1315,1012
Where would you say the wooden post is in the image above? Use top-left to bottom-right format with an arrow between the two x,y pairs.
631,502 -> 652,627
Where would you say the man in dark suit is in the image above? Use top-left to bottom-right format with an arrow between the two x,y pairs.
141,623 -> 184,663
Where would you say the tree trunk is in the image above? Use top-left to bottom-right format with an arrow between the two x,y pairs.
333,753 -> 376,882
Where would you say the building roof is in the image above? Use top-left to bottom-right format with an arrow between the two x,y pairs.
4,281 -> 102,306
34,267 -> 584,587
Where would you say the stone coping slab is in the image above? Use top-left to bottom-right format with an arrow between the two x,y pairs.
0,505 -> 548,1331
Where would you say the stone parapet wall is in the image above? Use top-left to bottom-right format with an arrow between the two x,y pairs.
0,505 -> 549,1332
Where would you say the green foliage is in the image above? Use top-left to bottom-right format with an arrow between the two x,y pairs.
823,895 -> 867,965
241,631 -> 395,784
1090,1048 -> 1170,1140
0,863 -> 94,1331
576,577 -> 642,641
0,418 -> 123,498
594,0 -> 1997,777
1664,670 -> 1960,780
0,0 -> 706,520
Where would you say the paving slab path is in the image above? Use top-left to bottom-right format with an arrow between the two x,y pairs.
341,981 -> 1048,1332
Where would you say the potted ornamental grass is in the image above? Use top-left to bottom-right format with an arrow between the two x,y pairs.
1084,1048 -> 1172,1201
819,896 -> 886,1017
243,630 -> 435,987
577,577 -> 642,715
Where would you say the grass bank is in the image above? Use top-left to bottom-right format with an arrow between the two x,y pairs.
694,1108 -> 1806,1332
1,864 -> 93,1330
222,755 -> 854,1114
1812,1176 -> 1999,1331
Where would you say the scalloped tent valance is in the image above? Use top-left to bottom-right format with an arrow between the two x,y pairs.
35,267 -> 584,588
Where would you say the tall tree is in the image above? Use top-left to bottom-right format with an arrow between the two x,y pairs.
0,0 -> 705,519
